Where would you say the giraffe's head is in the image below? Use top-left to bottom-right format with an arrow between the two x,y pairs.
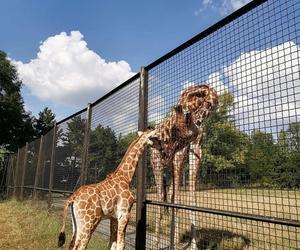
137,127 -> 162,148
178,84 -> 218,128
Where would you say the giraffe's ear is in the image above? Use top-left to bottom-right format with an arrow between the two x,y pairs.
137,131 -> 143,136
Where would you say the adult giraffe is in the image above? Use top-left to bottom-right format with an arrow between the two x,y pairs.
151,84 -> 218,249
57,128 -> 159,250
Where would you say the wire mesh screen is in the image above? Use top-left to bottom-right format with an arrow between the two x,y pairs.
6,153 -> 17,196
53,111 -> 87,192
32,129 -> 54,199
87,78 -> 140,184
0,154 -> 9,193
146,204 -> 300,249
14,146 -> 26,197
145,0 -> 300,249
24,139 -> 40,189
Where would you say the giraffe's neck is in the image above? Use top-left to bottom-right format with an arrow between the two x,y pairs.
113,134 -> 148,183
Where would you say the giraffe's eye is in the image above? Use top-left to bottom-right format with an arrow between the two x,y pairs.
195,120 -> 201,127
195,93 -> 205,98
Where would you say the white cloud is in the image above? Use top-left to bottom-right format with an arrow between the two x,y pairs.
13,31 -> 134,107
182,74 -> 229,96
194,0 -> 214,16
148,95 -> 166,124
207,72 -> 229,94
195,0 -> 251,16
231,0 -> 251,10
223,41 -> 300,133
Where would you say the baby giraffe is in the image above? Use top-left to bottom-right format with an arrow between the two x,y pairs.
57,128 -> 158,250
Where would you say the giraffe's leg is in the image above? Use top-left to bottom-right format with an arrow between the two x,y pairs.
151,148 -> 164,249
70,203 -> 101,250
189,138 -> 202,250
172,148 -> 187,250
116,212 -> 131,250
71,226 -> 91,250
109,217 -> 118,250
71,218 -> 101,250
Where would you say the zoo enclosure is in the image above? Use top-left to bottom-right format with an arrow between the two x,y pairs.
5,0 -> 300,249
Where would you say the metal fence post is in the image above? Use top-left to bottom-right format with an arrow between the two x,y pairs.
13,148 -> 21,198
136,67 -> 148,250
20,142 -> 29,200
48,124 -> 57,209
33,135 -> 44,199
80,103 -> 92,187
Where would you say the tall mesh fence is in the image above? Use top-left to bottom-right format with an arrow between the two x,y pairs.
5,0 -> 300,249
53,111 -> 87,192
24,138 -> 40,198
88,78 -> 140,184
6,153 -> 16,197
145,0 -> 300,249
32,129 -> 54,198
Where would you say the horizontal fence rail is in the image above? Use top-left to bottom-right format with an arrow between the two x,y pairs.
3,0 -> 300,249
145,200 -> 300,228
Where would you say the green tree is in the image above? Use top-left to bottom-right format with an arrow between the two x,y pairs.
247,130 -> 277,186
53,116 -> 86,190
89,125 -> 119,182
201,92 -> 250,187
63,116 -> 86,159
34,107 -> 56,137
116,132 -> 138,161
287,122 -> 300,152
0,51 -> 35,151
272,123 -> 300,188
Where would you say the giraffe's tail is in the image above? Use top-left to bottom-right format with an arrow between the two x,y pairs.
58,196 -> 74,247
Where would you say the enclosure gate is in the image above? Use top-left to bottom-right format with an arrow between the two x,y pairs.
6,0 -> 300,249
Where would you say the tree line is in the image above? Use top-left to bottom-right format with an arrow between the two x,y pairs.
201,92 -> 300,189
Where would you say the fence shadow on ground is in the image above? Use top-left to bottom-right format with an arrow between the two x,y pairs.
180,227 -> 251,250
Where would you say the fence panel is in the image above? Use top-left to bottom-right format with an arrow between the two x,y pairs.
0,153 -> 9,194
23,138 -> 40,198
87,78 -> 140,184
33,129 -> 54,199
7,153 -> 17,197
145,0 -> 300,249
52,111 -> 87,193
14,146 -> 26,198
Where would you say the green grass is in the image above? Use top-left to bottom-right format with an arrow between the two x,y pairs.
0,199 -> 107,250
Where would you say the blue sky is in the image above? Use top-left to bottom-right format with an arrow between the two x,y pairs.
0,0 -> 251,121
